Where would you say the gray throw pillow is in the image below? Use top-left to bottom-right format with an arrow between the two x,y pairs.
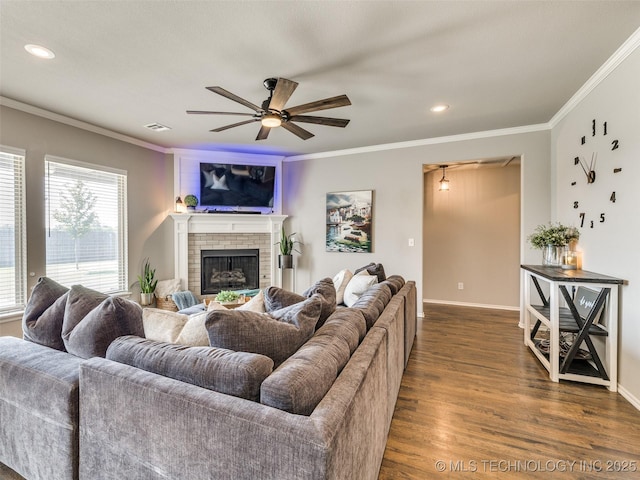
61,285 -> 108,349
206,295 -> 322,366
355,262 -> 387,283
263,286 -> 305,312
107,336 -> 273,401
22,277 -> 69,351
301,277 -> 337,328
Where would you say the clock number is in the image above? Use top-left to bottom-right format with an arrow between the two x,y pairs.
590,220 -> 594,229
610,191 -> 616,203
573,201 -> 579,209
581,136 -> 586,145
600,213 -> 605,223
592,119 -> 596,136
611,140 -> 619,150
574,156 -> 580,165
614,168 -> 622,173
579,212 -> 585,228
603,121 -> 608,135
571,181 -> 576,186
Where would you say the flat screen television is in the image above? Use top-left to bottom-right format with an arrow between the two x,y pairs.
199,162 -> 276,210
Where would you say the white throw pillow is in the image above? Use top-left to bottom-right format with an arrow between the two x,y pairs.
143,308 -> 188,343
175,311 -> 210,346
343,272 -> 378,307
237,290 -> 266,313
332,269 -> 354,305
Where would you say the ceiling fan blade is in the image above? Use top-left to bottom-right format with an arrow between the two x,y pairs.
209,119 -> 259,133
289,115 -> 350,128
284,94 -> 351,116
255,125 -> 271,141
269,78 -> 298,111
187,110 -> 256,116
206,86 -> 263,112
281,122 -> 314,140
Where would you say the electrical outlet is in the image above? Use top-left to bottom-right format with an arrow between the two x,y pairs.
458,282 -> 464,290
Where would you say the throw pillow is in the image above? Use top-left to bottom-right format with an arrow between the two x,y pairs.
206,295 -> 322,366
22,277 -> 69,351
263,286 -> 305,312
343,271 -> 378,307
355,262 -> 387,283
332,269 -> 353,305
176,311 -> 211,346
143,308 -> 189,343
64,296 -> 144,359
302,277 -> 337,328
237,290 -> 266,313
61,285 -> 108,350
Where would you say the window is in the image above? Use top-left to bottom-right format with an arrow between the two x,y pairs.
45,156 -> 128,293
0,147 -> 27,314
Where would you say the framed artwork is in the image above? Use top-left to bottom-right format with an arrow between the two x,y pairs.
326,190 -> 373,253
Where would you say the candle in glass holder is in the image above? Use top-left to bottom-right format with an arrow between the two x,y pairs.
562,251 -> 580,270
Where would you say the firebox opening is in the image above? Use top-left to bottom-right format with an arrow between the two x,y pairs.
201,249 -> 259,295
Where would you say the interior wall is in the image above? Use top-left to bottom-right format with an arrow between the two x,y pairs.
282,129 -> 550,316
423,163 -> 520,308
552,46 -> 640,404
0,105 -> 174,335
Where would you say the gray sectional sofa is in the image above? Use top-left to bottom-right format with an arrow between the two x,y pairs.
0,274 -> 416,480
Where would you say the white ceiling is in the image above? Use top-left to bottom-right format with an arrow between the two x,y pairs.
1,1 -> 639,157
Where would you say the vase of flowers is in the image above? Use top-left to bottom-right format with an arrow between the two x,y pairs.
527,222 -> 580,267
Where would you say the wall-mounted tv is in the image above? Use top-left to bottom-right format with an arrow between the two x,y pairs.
199,162 -> 276,209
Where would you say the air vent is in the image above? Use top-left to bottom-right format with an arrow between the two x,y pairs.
144,122 -> 171,132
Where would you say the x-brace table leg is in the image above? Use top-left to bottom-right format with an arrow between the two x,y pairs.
558,286 -> 609,379
529,277 -> 549,341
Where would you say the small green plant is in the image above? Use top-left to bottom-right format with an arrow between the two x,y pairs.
216,290 -> 239,303
137,259 -> 158,294
528,222 -> 580,249
275,225 -> 302,255
184,194 -> 198,208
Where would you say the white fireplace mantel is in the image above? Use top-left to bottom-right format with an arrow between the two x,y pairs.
170,213 -> 287,291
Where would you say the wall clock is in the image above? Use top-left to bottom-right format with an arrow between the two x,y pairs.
571,118 -> 622,229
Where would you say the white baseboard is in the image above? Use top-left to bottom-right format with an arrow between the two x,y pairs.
423,299 -> 519,312
618,384 -> 640,412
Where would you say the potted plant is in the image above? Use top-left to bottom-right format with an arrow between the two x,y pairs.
527,222 -> 580,266
137,258 -> 158,306
275,225 -> 302,269
184,194 -> 198,211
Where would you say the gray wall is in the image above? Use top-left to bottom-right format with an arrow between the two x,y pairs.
282,130 -> 551,315
0,105 -> 175,308
423,163 -> 521,308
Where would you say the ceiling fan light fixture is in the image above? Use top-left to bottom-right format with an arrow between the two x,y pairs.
261,114 -> 282,128
438,165 -> 450,191
430,104 -> 449,113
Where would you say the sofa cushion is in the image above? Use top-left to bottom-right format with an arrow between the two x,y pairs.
355,262 -> 387,283
206,295 -> 322,366
332,269 -> 353,305
350,282 -> 393,329
343,271 -> 378,307
380,275 -> 405,295
22,277 -> 69,351
106,336 -> 273,401
260,309 -> 366,415
64,296 -> 144,359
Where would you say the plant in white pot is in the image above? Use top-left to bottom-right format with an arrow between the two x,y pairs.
275,225 -> 301,269
137,259 -> 158,306
527,222 -> 580,266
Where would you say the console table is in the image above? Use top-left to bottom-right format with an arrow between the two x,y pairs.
521,265 -> 623,392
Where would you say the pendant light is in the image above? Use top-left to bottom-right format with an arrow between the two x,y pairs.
438,165 -> 450,191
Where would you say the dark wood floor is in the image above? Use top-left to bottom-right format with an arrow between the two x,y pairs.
378,303 -> 640,479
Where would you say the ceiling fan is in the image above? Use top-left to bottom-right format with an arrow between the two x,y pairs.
187,77 -> 351,141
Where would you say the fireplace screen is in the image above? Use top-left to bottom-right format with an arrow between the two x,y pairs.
201,249 -> 259,295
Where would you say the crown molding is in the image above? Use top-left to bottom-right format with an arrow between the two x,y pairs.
0,96 -> 169,154
284,123 -> 550,162
549,26 -> 640,128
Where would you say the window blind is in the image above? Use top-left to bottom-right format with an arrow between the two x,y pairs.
0,147 -> 27,314
45,157 -> 128,293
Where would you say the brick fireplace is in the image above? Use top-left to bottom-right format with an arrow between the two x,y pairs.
171,213 -> 287,299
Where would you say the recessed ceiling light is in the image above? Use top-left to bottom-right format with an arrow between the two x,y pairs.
24,44 -> 55,59
144,123 -> 171,132
430,104 -> 449,113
